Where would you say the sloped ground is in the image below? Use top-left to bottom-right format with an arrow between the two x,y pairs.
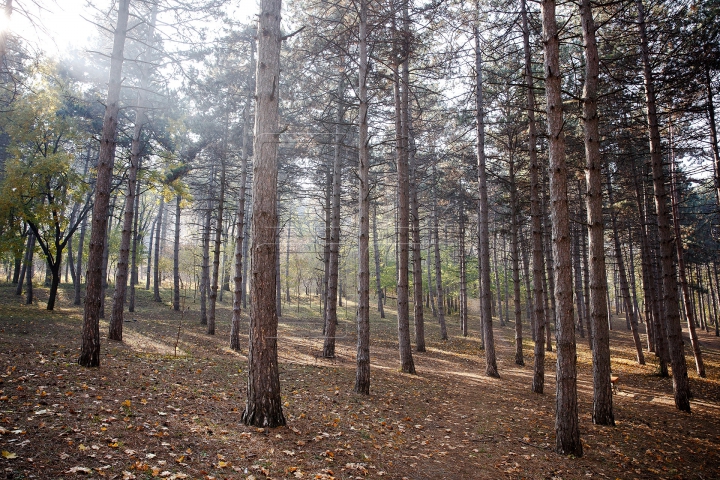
0,283 -> 718,479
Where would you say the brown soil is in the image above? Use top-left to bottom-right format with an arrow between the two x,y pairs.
0,284 -> 719,480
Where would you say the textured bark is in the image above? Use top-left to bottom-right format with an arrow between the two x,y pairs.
607,169 -> 645,365
580,0 -> 613,426
669,132 -> 705,377
16,233 -> 30,296
355,0 -> 371,394
637,0 -> 691,411
242,0 -> 285,427
475,15 -> 498,378
522,0 -> 545,392
372,203 -> 385,319
572,221 -> 585,339
145,215 -> 154,291
409,120 -> 425,351
493,233 -> 503,326
74,208 -> 88,305
542,0 -> 582,455
706,66 -> 720,211
394,1 -> 415,374
323,77 -> 344,358
79,0 -> 130,368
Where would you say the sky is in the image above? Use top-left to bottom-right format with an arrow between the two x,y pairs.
6,0 -> 259,59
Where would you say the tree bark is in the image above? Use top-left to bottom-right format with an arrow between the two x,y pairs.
231,51 -> 254,351
393,0 -> 415,374
129,177 -> 142,313
607,168 -> 645,365
208,156 -> 226,335
372,202 -> 385,319
475,12 -> 498,378
323,76 -> 344,358
509,156 -> 523,365
24,233 -> 34,305
636,0 -> 691,411
79,0 -> 130,368
242,0 -> 286,427
354,0 -> 371,395
200,196 -> 212,324
522,0 -> 546,392
669,127 -> 705,377
542,0 -> 582,455
409,117 -> 425,351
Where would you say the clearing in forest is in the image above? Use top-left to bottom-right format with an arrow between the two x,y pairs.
0,284 -> 719,479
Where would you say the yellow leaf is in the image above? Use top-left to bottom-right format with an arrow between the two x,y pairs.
122,400 -> 132,408
1,451 -> 17,459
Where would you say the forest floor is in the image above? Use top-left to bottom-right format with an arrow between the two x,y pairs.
0,283 -> 719,480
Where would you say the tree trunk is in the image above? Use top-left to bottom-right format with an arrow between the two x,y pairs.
708,262 -> 719,337
432,166 -> 448,340
705,66 -> 720,211
129,177 -> 142,313
74,210 -> 88,305
242,0 -> 286,427
669,130 -> 705,377
145,215 -> 155,291
394,1 -> 415,374
200,197 -> 212,324
637,0 -> 691,411
509,156 -> 523,365
493,233 -> 504,327
475,12 -> 498,378
372,202 -> 385,319
153,196 -> 164,302
572,221 -> 585,339
542,0 -> 582,455
606,169 -> 645,365
354,0 -> 371,395
25,233 -> 35,305
459,189 -> 468,337
15,233 -> 30,296
522,0 -> 546,392
79,0 -> 130,368
231,53 -> 253,351
323,77 -> 344,358
173,195 -> 181,311
409,118 -> 425,351
208,157 -> 226,335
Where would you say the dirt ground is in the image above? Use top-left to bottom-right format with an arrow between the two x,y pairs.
0,283 -> 719,480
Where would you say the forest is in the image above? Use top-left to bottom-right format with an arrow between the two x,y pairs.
0,0 -> 719,478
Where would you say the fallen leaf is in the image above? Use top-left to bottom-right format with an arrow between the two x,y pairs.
65,466 -> 93,474
1,451 -> 17,459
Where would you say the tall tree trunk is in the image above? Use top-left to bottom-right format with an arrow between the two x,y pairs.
542,170 -> 554,352
242,0 -> 286,427
372,202 -> 385,319
493,233 -> 504,326
459,189 -> 468,337
432,173 -> 447,340
354,0 -> 371,394
145,216 -> 155,291
129,178 -> 142,313
475,11 -> 498,378
637,0 -> 691,411
200,198 -> 212,324
173,195 -> 181,311
74,210 -> 88,305
606,169 -> 645,365
208,158 -> 226,335
580,0 -> 614,426
669,128 -> 704,377
153,196 -> 164,302
572,221 -> 585,339
394,1 -> 415,374
522,0 -> 546,392
708,262 -> 719,337
409,120 -> 425,352
79,0 -> 130,368
509,156 -> 523,365
323,77 -> 344,358
231,55 -> 254,351
542,0 -> 582,455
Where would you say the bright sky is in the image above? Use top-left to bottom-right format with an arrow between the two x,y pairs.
6,0 -> 259,59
